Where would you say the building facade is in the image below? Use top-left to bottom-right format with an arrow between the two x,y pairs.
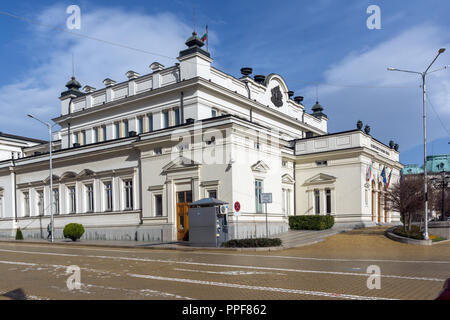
0,33 -> 402,241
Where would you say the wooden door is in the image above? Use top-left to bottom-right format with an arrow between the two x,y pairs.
176,191 -> 192,241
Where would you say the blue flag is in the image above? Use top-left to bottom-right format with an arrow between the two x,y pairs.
381,167 -> 387,185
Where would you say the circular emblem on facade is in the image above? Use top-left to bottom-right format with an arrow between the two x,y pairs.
234,201 -> 241,213
271,86 -> 283,108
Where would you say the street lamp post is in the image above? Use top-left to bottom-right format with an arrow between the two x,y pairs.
388,48 -> 448,240
28,114 -> 56,243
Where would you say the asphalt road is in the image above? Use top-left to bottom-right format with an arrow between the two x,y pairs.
0,227 -> 449,300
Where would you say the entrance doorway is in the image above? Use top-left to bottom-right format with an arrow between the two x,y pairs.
176,191 -> 192,241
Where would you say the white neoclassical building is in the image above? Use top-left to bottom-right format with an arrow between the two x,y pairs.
0,33 -> 402,241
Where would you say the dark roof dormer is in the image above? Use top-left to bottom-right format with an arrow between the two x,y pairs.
60,76 -> 84,98
178,32 -> 211,59
312,101 -> 327,119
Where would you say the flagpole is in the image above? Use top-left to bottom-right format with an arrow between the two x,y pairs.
206,25 -> 209,52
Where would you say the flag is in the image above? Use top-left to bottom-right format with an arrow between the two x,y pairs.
381,167 -> 387,185
200,32 -> 207,42
386,169 -> 393,188
201,25 -> 208,51
366,163 -> 373,182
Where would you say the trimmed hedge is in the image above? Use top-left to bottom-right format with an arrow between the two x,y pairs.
393,225 -> 424,240
289,215 -> 334,230
15,228 -> 24,240
63,223 -> 85,242
222,238 -> 282,248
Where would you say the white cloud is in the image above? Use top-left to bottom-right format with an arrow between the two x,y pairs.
0,5 -> 192,137
301,24 -> 450,160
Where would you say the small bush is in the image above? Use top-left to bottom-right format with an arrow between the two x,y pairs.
393,225 -> 424,240
289,215 -> 335,230
15,228 -> 24,240
63,223 -> 85,242
222,238 -> 282,248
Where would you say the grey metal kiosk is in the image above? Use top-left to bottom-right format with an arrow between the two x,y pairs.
188,198 -> 229,247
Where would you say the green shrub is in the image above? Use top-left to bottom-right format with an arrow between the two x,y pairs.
289,215 -> 334,230
222,238 -> 282,248
393,225 -> 424,240
15,228 -> 24,240
63,223 -> 85,242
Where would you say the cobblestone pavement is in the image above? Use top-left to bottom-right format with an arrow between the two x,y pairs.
0,227 -> 448,300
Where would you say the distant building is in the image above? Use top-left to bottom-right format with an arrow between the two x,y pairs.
402,154 -> 450,175
0,32 -> 402,241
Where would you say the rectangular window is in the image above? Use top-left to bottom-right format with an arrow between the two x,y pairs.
36,190 -> 44,216
174,108 -> 180,126
53,188 -> 60,215
124,180 -> 133,210
68,187 -> 76,214
148,114 -> 153,132
81,131 -> 86,145
314,189 -> 320,215
211,109 -> 217,118
124,119 -> 129,137
138,117 -> 144,134
255,180 -> 263,213
114,122 -> 120,139
104,181 -> 113,212
0,196 -> 3,218
208,190 -> 217,200
154,147 -> 162,155
93,127 -> 99,143
73,132 -> 79,145
23,192 -> 30,217
326,189 -> 332,214
155,194 -> 163,217
163,110 -> 169,128
86,184 -> 94,212
102,125 -> 107,141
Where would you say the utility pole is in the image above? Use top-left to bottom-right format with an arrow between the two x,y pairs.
388,48 -> 448,240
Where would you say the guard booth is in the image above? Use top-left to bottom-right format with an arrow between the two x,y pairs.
188,198 -> 229,247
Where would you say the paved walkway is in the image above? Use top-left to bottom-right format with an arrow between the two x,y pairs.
273,228 -> 341,248
0,228 -> 341,251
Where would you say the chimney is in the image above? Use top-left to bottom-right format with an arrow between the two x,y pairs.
288,91 -> 294,99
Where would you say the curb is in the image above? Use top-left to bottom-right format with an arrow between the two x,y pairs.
385,227 -> 433,246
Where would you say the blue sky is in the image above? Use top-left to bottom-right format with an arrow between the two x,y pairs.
0,0 -> 449,165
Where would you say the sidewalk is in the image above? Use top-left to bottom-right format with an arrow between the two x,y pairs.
0,229 -> 342,252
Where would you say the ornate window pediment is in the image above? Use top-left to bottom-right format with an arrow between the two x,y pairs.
251,160 -> 270,173
76,169 -> 95,179
60,171 -> 77,181
43,174 -> 60,184
304,173 -> 336,186
161,156 -> 201,174
282,174 -> 295,184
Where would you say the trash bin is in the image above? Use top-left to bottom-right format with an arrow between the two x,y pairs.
188,198 -> 229,247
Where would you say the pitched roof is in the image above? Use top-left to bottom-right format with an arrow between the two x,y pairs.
0,132 -> 47,144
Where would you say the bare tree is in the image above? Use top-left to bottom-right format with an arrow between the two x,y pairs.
384,175 -> 424,232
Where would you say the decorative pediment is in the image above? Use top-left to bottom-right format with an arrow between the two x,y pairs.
304,173 -> 336,186
251,160 -> 270,173
76,169 -> 95,179
282,174 -> 295,184
60,171 -> 77,181
43,174 -> 60,184
161,156 -> 201,174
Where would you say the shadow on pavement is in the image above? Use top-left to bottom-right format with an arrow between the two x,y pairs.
2,288 -> 27,300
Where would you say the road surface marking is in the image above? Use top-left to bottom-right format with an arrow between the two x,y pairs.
0,249 -> 444,282
128,273 -> 397,300
2,242 -> 449,264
